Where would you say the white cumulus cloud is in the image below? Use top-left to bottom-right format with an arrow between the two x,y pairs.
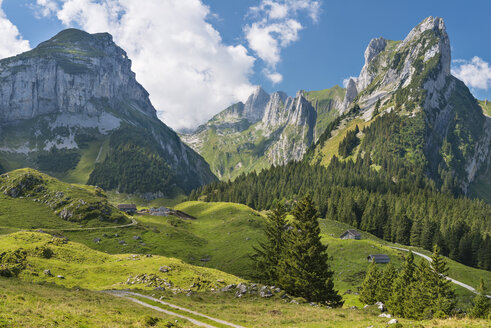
245,0 -> 320,84
452,56 -> 491,90
35,0 -> 256,130
0,0 -> 31,59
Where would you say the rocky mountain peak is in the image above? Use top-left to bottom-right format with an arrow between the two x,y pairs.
243,86 -> 270,123
0,28 -> 155,123
401,16 -> 450,75
343,16 -> 452,112
364,37 -> 387,65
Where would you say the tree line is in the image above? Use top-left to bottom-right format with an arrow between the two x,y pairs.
189,156 -> 491,270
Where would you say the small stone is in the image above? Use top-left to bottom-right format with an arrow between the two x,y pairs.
290,299 -> 299,304
388,319 -> 398,324
133,235 -> 142,240
350,306 -> 358,310
220,284 -> 236,292
236,283 -> 248,294
57,275 -> 65,279
375,301 -> 386,312
379,313 -> 392,318
159,266 -> 171,273
43,269 -> 53,276
93,238 -> 101,243
118,240 -> 126,244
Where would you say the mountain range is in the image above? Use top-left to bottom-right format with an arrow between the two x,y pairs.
0,17 -> 489,202
183,16 -> 490,200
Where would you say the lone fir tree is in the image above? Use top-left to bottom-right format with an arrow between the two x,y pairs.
278,195 -> 343,306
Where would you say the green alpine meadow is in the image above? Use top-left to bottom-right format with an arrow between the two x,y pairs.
0,3 -> 490,328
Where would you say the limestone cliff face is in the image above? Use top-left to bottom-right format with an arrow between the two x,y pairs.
0,29 -> 155,122
0,28 -> 216,193
340,16 -> 489,193
181,87 -> 327,180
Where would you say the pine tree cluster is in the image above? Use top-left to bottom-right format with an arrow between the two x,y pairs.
253,196 -> 343,307
360,246 -> 456,319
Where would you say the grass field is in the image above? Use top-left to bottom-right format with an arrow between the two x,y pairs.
0,277 -> 197,328
1,197 -> 490,327
136,289 -> 490,328
1,195 -> 489,309
1,231 -> 241,291
1,231 -> 488,328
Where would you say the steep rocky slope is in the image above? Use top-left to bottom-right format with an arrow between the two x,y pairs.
0,29 -> 216,196
311,16 -> 490,196
182,86 -> 344,180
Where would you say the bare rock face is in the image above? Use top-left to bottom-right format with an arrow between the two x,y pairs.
243,86 -> 271,123
0,28 -> 216,194
356,37 -> 387,92
0,29 -> 155,123
342,78 -> 358,111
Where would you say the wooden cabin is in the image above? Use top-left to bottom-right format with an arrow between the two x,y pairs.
367,254 -> 390,263
340,229 -> 362,240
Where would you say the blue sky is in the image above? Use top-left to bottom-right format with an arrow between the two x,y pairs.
0,0 -> 490,129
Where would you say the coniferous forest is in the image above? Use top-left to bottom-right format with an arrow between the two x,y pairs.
189,154 -> 491,270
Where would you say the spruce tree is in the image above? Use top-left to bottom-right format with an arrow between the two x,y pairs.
406,259 -> 433,319
278,195 -> 343,306
375,262 -> 397,303
429,245 -> 456,316
387,251 -> 416,316
252,200 -> 288,284
470,278 -> 489,319
360,261 -> 379,304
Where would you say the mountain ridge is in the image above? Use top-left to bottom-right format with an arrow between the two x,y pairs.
181,86 -> 344,180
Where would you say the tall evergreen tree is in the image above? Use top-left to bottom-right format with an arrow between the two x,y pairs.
429,245 -> 456,316
375,262 -> 397,304
360,261 -> 379,304
278,195 -> 343,306
405,259 -> 433,319
252,200 -> 288,284
387,251 -> 416,316
470,278 -> 489,319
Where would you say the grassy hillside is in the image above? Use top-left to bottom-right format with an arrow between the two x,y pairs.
1,231 -> 488,328
0,168 -> 128,229
1,195 -> 488,307
62,201 -> 265,279
0,231 -> 241,291
0,277 -> 192,328
305,85 -> 345,139
310,116 -> 372,166
187,122 -> 274,181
